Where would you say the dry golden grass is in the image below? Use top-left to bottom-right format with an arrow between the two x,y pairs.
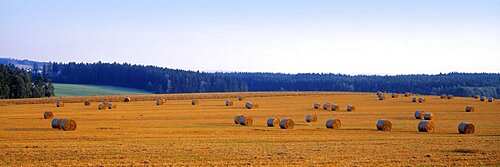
0,92 -> 499,166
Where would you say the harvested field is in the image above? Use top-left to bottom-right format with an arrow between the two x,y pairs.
0,92 -> 498,166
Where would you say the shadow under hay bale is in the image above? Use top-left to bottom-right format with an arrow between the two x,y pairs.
44,111 -> 53,119
418,121 -> 434,132
124,97 -> 131,102
306,114 -> 317,122
234,115 -> 243,124
325,118 -> 341,129
330,104 -> 340,111
225,99 -> 233,106
414,111 -> 425,120
376,119 -> 392,131
424,113 -> 433,120
280,119 -> 294,129
56,100 -> 64,107
267,118 -> 280,127
84,100 -> 91,106
458,122 -> 475,134
466,106 -> 474,112
313,102 -> 320,109
346,105 -> 355,112
239,116 -> 253,126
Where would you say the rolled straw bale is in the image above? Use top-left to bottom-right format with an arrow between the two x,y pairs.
280,118 -> 294,129
480,96 -> 486,101
313,103 -> 320,109
330,104 -> 340,111
60,119 -> 77,131
391,93 -> 399,98
124,97 -> 131,102
440,94 -> 447,99
323,102 -> 332,110
376,91 -> 383,96
108,103 -> 116,109
458,122 -> 475,134
245,102 -> 257,109
225,99 -> 233,106
84,100 -> 91,106
306,114 -> 318,122
191,99 -> 199,105
418,121 -> 434,132
412,97 -> 417,102
346,105 -> 356,112
474,95 -> 480,99
56,119 -> 65,129
98,103 -> 107,110
424,113 -> 433,120
465,106 -> 474,112
414,111 -> 425,119
376,119 -> 392,131
239,116 -> 253,126
44,111 -> 53,119
325,119 -> 341,129
234,115 -> 243,124
238,95 -> 244,101
378,95 -> 385,100
51,118 -> 60,129
447,95 -> 454,99
56,100 -> 64,107
156,98 -> 166,105
418,97 -> 425,103
488,97 -> 495,102
404,92 -> 411,97
267,118 -> 280,127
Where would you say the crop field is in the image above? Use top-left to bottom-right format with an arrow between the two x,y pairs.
0,92 -> 498,166
54,83 -> 153,97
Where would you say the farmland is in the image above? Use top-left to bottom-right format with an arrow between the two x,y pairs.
54,83 -> 153,97
0,92 -> 498,166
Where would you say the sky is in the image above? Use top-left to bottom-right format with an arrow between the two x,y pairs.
0,0 -> 498,75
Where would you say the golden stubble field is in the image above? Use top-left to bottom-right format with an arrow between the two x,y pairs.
0,92 -> 499,166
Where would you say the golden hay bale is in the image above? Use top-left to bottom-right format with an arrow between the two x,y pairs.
234,115 -> 243,124
280,118 -> 294,129
56,100 -> 64,107
322,102 -> 332,110
124,97 -> 131,102
225,99 -> 233,106
465,106 -> 474,112
488,97 -> 495,102
474,95 -> 480,99
404,92 -> 411,97
267,118 -> 280,127
306,114 -> 318,122
447,95 -> 454,99
238,95 -> 244,101
376,119 -> 392,131
440,94 -> 447,99
313,102 -> 320,109
376,91 -> 383,96
245,102 -> 257,109
325,118 -> 341,129
107,103 -> 117,109
378,95 -> 385,100
51,118 -> 60,129
60,119 -> 77,131
239,116 -> 253,126
424,113 -> 433,120
330,104 -> 340,111
346,105 -> 355,112
414,111 -> 425,120
156,98 -> 166,105
418,121 -> 434,132
98,103 -> 107,110
418,97 -> 425,103
191,99 -> 199,105
43,111 -> 54,119
56,119 -> 64,129
458,122 -> 475,134
480,96 -> 486,101
84,100 -> 91,106
412,97 -> 417,102
391,93 -> 399,98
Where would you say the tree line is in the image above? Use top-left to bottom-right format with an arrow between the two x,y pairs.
0,64 -> 54,99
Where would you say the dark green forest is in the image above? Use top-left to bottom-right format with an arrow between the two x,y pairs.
0,64 -> 54,99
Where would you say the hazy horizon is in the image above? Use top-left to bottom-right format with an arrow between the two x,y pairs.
1,0 -> 499,75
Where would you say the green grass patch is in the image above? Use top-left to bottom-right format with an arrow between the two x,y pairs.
54,83 -> 153,97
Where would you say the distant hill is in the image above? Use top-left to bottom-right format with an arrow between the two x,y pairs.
54,83 -> 153,97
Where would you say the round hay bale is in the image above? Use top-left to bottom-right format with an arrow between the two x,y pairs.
488,97 -> 495,102
474,95 -> 480,99
56,100 -> 64,107
124,97 -> 131,102
191,99 -> 199,105
404,92 -> 411,97
424,113 -> 433,120
330,104 -> 340,111
60,119 -> 77,131
418,121 -> 434,132
313,102 -> 320,109
414,111 -> 425,119
440,94 -> 447,99
56,119 -> 65,129
418,97 -> 425,103
267,118 -> 280,127
325,118 -> 341,129
378,95 -> 385,100
238,95 -> 244,101
346,105 -> 355,112
306,114 -> 317,122
376,119 -> 392,131
225,99 -> 233,106
44,111 -> 54,119
412,97 -> 417,102
465,106 -> 474,112
239,116 -> 253,126
245,102 -> 257,109
447,95 -> 454,99
322,102 -> 332,110
234,115 -> 243,124
458,122 -> 475,134
98,103 -> 107,110
280,118 -> 294,129
51,118 -> 60,129
480,96 -> 486,101
84,100 -> 91,106
108,103 -> 116,109
376,91 -> 383,96
391,93 -> 398,98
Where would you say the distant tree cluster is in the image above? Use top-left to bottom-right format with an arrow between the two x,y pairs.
44,62 -> 500,98
0,64 -> 54,99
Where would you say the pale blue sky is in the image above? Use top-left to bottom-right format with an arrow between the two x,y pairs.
0,0 -> 498,74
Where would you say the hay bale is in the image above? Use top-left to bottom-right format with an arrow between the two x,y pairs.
225,99 -> 233,106
376,91 -> 383,96
56,100 -> 64,107
322,102 -> 332,110
84,100 -> 91,106
280,118 -> 294,129
313,102 -> 320,109
239,116 -> 253,126
488,97 -> 495,102
376,119 -> 392,131
412,97 -> 417,102
107,103 -> 116,109
330,104 -> 340,111
391,93 -> 399,98
156,98 -> 166,105
98,103 -> 107,110
414,111 -> 425,119
424,113 -> 433,120
234,115 -> 243,124
124,97 -> 131,102
458,122 -> 475,134
245,102 -> 257,109
306,114 -> 318,122
325,119 -> 341,129
465,106 -> 474,112
418,97 -> 425,103
191,99 -> 199,105
440,94 -> 447,99
418,121 -> 434,132
474,95 -> 480,99
405,92 -> 411,97
267,118 -> 280,127
56,119 -> 64,129
43,111 -> 54,119
447,95 -> 454,99
60,119 -> 77,131
480,96 -> 486,101
51,118 -> 60,129
346,105 -> 355,112
238,95 -> 244,101
378,95 -> 385,100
